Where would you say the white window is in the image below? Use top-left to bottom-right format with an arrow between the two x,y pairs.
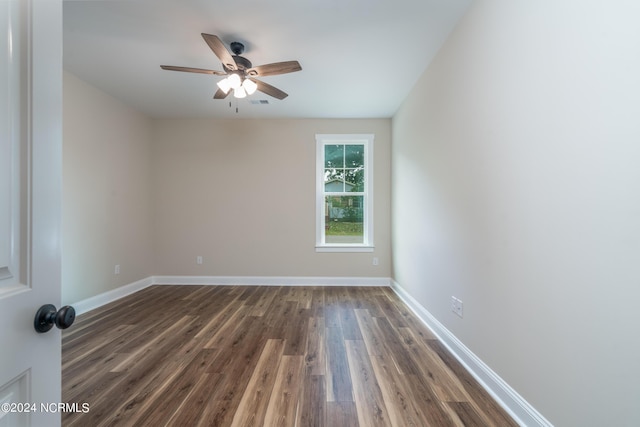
316,134 -> 374,252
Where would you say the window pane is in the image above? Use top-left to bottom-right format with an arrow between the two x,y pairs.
324,196 -> 364,244
324,145 -> 344,168
324,169 -> 345,192
345,168 -> 364,192
345,145 -> 364,168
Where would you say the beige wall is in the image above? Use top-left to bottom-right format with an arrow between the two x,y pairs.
392,1 -> 640,426
63,72 -> 154,304
63,74 -> 391,301
151,118 -> 391,277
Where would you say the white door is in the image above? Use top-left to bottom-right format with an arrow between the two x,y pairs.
0,0 -> 63,426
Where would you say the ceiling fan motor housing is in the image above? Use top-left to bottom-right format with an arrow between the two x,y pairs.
231,55 -> 252,72
226,41 -> 252,71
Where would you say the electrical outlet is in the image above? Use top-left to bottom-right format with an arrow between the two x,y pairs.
114,264 -> 120,275
196,256 -> 203,265
451,296 -> 463,318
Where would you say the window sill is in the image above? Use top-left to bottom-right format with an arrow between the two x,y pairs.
315,245 -> 375,253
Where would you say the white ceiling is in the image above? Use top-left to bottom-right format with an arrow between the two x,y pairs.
63,0 -> 471,119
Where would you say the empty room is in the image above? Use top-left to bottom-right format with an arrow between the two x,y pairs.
2,0 -> 639,426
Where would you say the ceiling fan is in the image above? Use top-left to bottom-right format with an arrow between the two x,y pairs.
160,33 -> 302,100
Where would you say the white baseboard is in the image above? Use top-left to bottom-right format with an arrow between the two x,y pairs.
151,275 -> 391,287
72,276 -> 154,315
390,280 -> 553,427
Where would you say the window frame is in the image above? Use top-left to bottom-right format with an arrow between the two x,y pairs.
315,134 -> 374,252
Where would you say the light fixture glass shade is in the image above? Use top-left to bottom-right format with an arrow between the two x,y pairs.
216,77 -> 231,94
227,73 -> 241,89
234,86 -> 247,98
242,78 -> 258,95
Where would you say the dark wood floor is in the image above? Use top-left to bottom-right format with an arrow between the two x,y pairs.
62,285 -> 517,426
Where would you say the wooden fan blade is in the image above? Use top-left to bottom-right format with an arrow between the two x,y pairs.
214,88 -> 231,99
250,78 -> 288,100
160,65 -> 226,76
201,33 -> 236,71
247,61 -> 302,77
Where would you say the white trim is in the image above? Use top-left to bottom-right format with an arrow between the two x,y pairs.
71,276 -> 154,315
152,275 -> 391,287
390,280 -> 553,427
315,245 -> 374,253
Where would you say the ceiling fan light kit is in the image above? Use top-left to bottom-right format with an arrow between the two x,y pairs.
216,72 -> 258,98
216,76 -> 232,94
242,78 -> 257,95
227,73 -> 242,90
234,86 -> 247,99
161,33 -> 302,101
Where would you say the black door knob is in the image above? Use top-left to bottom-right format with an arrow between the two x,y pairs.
34,304 -> 76,333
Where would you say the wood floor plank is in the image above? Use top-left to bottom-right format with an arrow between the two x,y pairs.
230,339 -> 285,427
62,287 -> 168,346
207,315 -> 267,373
98,320 -> 203,425
427,339 -> 520,427
373,316 -> 422,376
245,286 -> 279,317
326,401 -> 359,427
340,307 -> 363,340
353,308 -> 387,357
107,310 -> 184,356
202,304 -> 252,350
445,401 -> 488,427
200,325 -> 272,425
263,355 -> 305,426
283,307 -> 310,356
324,287 -> 343,329
304,316 -> 325,375
167,373 -> 225,426
372,294 -> 409,327
264,300 -> 298,339
350,287 -> 385,317
193,294 -> 243,341
369,352 -> 430,427
110,315 -> 195,372
325,326 -> 354,402
283,286 -> 313,309
62,324 -> 134,369
310,288 -> 325,317
397,326 -> 470,402
380,288 -> 438,341
371,350 -> 452,426
296,374 -> 326,427
62,285 -> 517,427
403,372 -> 459,426
62,371 -> 125,426
197,396 -> 238,427
345,340 -> 391,426
132,348 -> 218,426
62,351 -> 130,404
